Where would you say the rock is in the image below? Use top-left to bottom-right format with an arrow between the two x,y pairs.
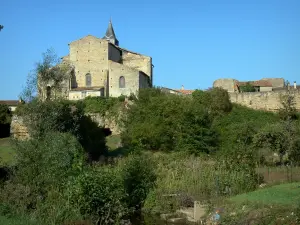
167,217 -> 186,223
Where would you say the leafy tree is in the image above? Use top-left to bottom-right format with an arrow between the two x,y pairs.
239,82 -> 256,92
278,94 -> 298,121
0,104 -> 12,138
0,25 -> 3,31
15,99 -> 107,160
20,48 -> 71,102
0,104 -> 11,125
121,88 -> 218,154
192,87 -> 232,117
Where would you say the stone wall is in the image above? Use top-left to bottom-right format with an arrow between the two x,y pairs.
213,78 -> 237,93
69,35 -> 108,88
121,51 -> 152,85
10,115 -> 29,140
10,112 -> 122,140
229,90 -> 300,111
108,60 -> 141,97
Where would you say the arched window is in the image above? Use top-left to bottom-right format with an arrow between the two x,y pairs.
70,71 -> 77,88
119,76 -> 125,88
86,73 -> 92,87
46,86 -> 51,100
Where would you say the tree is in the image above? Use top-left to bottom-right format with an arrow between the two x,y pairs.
192,87 -> 232,117
0,104 -> 11,125
0,25 -> 3,31
239,82 -> 256,92
0,104 -> 12,138
278,94 -> 298,121
19,48 -> 72,102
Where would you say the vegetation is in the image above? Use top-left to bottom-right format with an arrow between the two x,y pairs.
239,82 -> 256,92
0,104 -> 12,138
1,49 -> 300,224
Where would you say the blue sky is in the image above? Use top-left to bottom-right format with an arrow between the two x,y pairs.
1,0 -> 300,99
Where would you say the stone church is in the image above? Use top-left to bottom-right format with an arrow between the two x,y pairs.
40,20 -> 153,100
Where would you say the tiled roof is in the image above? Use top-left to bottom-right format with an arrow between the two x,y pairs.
0,100 -> 19,106
238,80 -> 272,87
70,86 -> 104,91
175,89 -> 195,95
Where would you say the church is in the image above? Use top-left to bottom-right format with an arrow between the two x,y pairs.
40,20 -> 153,100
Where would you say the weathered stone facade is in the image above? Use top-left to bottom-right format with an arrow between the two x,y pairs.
229,90 -> 300,111
39,20 -> 153,101
10,115 -> 29,140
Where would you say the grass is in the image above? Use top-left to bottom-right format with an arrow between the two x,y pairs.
0,138 -> 15,166
230,182 -> 300,206
106,134 -> 121,150
0,215 -> 38,225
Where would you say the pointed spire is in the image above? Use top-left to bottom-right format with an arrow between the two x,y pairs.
103,19 -> 119,46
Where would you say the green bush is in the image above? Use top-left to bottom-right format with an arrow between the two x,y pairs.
1,132 -> 85,217
120,153 -> 156,210
16,99 -> 108,160
67,166 -> 127,224
121,88 -> 218,154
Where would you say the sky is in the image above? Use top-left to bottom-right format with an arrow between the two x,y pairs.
1,0 -> 300,99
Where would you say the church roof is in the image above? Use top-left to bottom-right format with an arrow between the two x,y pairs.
103,20 -> 119,44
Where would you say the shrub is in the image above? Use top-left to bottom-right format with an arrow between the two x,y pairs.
192,88 -> 232,117
0,132 -> 86,215
119,153 -> 156,210
15,99 -> 108,160
121,88 -> 218,154
0,103 -> 12,138
68,166 -> 128,224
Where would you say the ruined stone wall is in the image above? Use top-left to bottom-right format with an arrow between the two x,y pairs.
229,90 -> 300,111
121,51 -> 152,85
10,115 -> 29,140
10,112 -> 122,140
213,79 -> 237,93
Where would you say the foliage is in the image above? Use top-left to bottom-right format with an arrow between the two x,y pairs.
120,153 -> 156,210
19,48 -> 71,102
0,104 -> 12,138
82,96 -> 124,119
67,153 -> 156,224
0,104 -> 12,124
239,82 -> 256,92
192,88 -> 232,117
213,104 -> 279,154
143,153 -> 260,214
121,88 -> 219,155
0,132 -> 86,224
15,99 -> 108,160
67,167 -> 127,224
279,94 -> 299,120
0,25 -> 3,31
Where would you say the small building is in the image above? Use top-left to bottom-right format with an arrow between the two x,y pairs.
237,80 -> 273,92
0,100 -> 20,112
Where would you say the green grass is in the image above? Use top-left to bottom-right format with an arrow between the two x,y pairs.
0,215 -> 38,225
0,138 -> 15,166
106,134 -> 121,150
230,182 -> 300,206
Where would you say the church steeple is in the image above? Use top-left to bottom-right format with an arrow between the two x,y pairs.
103,19 -> 119,46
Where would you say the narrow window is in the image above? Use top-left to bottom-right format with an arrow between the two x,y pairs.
86,73 -> 92,87
71,72 -> 77,88
46,86 -> 51,100
119,76 -> 125,88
